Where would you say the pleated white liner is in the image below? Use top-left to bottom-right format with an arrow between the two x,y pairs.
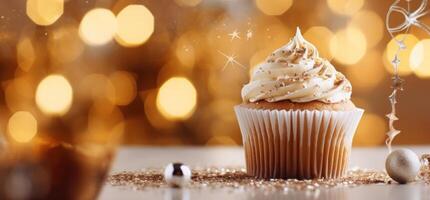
234,106 -> 364,179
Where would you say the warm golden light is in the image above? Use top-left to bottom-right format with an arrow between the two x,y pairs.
249,22 -> 292,74
350,10 -> 384,48
206,136 -> 237,146
410,39 -> 430,78
175,32 -> 197,68
330,26 -> 367,65
16,37 -> 35,72
255,0 -> 293,16
249,48 -> 273,76
48,25 -> 84,63
304,26 -> 334,60
347,50 -> 385,90
107,71 -> 137,106
26,0 -> 64,26
79,8 -> 117,46
36,75 -> 73,115
8,111 -> 38,143
174,0 -> 202,7
354,113 -> 386,146
327,0 -> 363,15
384,34 -> 419,75
156,77 -> 197,120
115,5 -> 154,47
4,76 -> 35,112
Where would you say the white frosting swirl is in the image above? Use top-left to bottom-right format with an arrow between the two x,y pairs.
242,28 -> 352,103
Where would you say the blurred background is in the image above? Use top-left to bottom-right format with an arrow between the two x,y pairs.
0,0 -> 429,147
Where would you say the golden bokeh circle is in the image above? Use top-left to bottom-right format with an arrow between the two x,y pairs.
8,111 -> 38,143
327,0 -> 364,15
36,75 -> 73,116
384,34 -> 419,76
115,4 -> 155,47
156,77 -> 197,120
350,10 -> 384,48
255,0 -> 293,16
330,26 -> 367,65
346,50 -> 386,90
48,25 -> 84,63
79,8 -> 117,46
304,26 -> 334,60
107,71 -> 137,106
16,37 -> 35,72
26,0 -> 64,26
410,39 -> 430,78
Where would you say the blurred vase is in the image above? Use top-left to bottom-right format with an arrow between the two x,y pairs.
0,27 -> 125,198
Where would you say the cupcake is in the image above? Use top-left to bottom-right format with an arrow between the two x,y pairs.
235,27 -> 363,179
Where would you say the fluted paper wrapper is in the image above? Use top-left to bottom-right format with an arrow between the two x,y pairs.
234,106 -> 363,179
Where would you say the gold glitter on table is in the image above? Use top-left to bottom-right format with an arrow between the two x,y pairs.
420,154 -> 430,184
107,167 -> 407,191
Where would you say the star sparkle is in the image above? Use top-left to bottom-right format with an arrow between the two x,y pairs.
217,50 -> 246,71
246,29 -> 253,40
228,30 -> 240,41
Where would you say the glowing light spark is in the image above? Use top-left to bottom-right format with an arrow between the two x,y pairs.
218,50 -> 246,71
246,29 -> 253,40
228,30 -> 240,41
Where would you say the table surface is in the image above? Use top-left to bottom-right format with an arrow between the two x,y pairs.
99,146 -> 430,200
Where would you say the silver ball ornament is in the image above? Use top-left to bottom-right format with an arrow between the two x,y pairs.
164,163 -> 191,187
385,148 -> 420,184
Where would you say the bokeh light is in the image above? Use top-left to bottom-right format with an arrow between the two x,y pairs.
327,0 -> 364,15
330,26 -> 367,65
304,26 -> 334,60
350,10 -> 384,48
174,0 -> 202,7
35,75 -> 73,116
175,32 -> 198,68
156,77 -> 197,120
26,0 -> 64,26
255,0 -> 293,16
107,71 -> 137,106
2,0 -> 430,147
143,90 -> 175,130
8,111 -> 38,143
249,48 -> 271,76
115,5 -> 154,47
48,25 -> 84,63
79,8 -> 117,46
16,37 -> 35,72
249,22 -> 292,73
4,75 -> 35,112
80,74 -> 111,101
384,34 -> 419,75
347,50 -> 386,90
353,113 -> 386,146
410,39 -> 430,78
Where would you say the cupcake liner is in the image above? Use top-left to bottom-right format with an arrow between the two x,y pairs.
234,106 -> 363,179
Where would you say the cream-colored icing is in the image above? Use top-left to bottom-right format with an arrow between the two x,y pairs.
242,27 -> 352,103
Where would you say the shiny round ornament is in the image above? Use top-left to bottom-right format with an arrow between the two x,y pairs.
385,148 -> 420,184
164,162 -> 191,187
